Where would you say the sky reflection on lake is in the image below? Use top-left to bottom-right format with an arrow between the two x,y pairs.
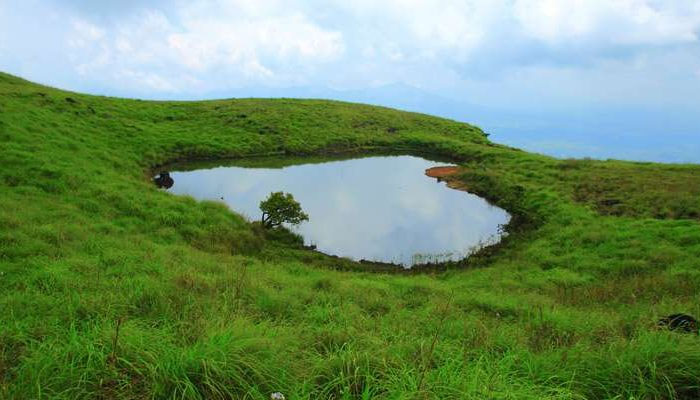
166,155 -> 511,266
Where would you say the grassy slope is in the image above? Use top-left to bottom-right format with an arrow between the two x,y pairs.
1,71 -> 700,399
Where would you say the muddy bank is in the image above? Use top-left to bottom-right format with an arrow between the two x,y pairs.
425,166 -> 469,192
425,166 -> 459,179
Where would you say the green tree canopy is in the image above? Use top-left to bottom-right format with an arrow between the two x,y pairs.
259,191 -> 309,228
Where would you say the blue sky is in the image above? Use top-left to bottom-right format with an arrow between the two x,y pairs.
2,0 -> 700,162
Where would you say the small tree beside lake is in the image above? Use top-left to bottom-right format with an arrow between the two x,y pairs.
260,191 -> 309,229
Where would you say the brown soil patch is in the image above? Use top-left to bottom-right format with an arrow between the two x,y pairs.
425,166 -> 468,191
425,166 -> 459,179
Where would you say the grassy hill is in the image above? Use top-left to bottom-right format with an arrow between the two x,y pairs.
2,71 -> 700,399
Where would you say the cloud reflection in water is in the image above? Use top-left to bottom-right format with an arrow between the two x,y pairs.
168,156 -> 511,267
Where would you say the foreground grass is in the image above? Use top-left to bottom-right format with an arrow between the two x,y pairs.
1,71 -> 700,399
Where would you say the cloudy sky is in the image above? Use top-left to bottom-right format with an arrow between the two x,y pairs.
2,0 -> 700,161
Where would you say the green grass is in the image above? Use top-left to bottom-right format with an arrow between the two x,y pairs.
2,71 -> 700,399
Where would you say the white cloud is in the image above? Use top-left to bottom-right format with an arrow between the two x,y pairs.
75,46 -> 111,76
117,69 -> 177,91
59,2 -> 344,90
335,0 -> 507,61
112,11 -> 173,66
68,18 -> 105,47
513,0 -> 700,46
166,13 -> 343,73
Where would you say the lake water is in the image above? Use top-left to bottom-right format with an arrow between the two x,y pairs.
158,155 -> 511,267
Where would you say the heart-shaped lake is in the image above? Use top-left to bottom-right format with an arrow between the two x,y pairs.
157,155 -> 511,267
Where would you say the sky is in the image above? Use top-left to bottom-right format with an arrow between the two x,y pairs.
2,0 -> 700,162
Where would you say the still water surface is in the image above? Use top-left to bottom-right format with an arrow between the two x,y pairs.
161,155 -> 510,266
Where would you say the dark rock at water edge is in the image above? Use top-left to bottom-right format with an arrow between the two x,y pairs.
154,172 -> 174,189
